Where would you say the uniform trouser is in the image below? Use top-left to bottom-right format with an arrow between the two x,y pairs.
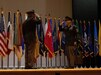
66,45 -> 75,67
25,42 -> 36,68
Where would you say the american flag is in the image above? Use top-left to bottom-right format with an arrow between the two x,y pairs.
0,13 -> 8,56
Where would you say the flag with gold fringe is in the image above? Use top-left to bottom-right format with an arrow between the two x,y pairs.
14,11 -> 23,61
98,20 -> 101,56
44,19 -> 54,58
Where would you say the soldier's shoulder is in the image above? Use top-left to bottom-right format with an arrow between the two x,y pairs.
23,18 -> 34,25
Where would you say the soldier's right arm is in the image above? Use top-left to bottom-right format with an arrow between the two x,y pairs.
59,21 -> 65,32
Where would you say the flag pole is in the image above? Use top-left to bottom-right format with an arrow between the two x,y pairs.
59,50 -> 61,68
7,11 -> 11,69
40,54 -> 42,68
1,56 -> 3,69
64,52 -> 66,68
47,52 -> 49,68
45,51 -> 47,68
13,13 -> 16,68
55,53 -> 57,68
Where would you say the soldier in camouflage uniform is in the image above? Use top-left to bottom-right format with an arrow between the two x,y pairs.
22,10 -> 41,69
59,16 -> 78,68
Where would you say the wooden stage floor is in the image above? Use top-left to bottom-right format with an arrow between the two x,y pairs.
0,68 -> 101,75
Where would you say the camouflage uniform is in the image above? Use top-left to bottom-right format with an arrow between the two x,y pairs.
22,10 -> 41,69
59,25 -> 78,68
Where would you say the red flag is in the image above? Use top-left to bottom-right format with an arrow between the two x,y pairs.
44,19 -> 54,58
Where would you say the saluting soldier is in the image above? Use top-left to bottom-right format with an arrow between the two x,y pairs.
22,10 -> 41,69
59,16 -> 78,68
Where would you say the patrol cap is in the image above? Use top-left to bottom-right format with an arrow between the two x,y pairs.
65,16 -> 72,21
26,10 -> 35,14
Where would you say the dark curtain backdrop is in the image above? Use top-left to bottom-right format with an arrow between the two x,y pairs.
72,0 -> 101,68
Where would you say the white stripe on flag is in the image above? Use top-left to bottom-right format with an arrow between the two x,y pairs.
0,31 -> 8,56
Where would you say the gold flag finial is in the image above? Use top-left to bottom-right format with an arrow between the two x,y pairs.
1,7 -> 3,14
